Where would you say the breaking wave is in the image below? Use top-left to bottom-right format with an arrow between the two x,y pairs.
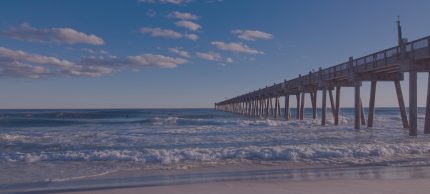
2,142 -> 430,166
1,108 -> 429,185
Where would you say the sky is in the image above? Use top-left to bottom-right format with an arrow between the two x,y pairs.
0,0 -> 430,109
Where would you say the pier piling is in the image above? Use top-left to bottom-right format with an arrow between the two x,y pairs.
368,81 -> 377,128
321,88 -> 327,125
354,82 -> 361,129
409,71 -> 418,136
425,73 -> 430,134
335,86 -> 341,125
300,92 -> 305,120
285,95 -> 291,121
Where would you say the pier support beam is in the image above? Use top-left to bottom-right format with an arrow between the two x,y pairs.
251,99 -> 255,116
277,97 -> 281,118
329,89 -> 336,119
248,101 -> 252,116
251,100 -> 254,116
285,95 -> 291,121
265,98 -> 268,117
250,100 -> 254,116
260,99 -> 264,117
425,73 -> 430,134
255,100 -> 258,116
409,71 -> 418,136
262,98 -> 265,116
256,100 -> 259,116
269,98 -> 274,118
360,98 -> 366,126
311,91 -> 317,120
321,88 -> 327,125
394,80 -> 409,129
354,82 -> 361,129
368,81 -> 377,128
335,86 -> 341,125
275,96 -> 279,119
296,94 -> 300,119
300,92 -> 305,120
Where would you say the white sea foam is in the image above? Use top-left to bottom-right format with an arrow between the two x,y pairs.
2,142 -> 430,166
46,170 -> 117,182
152,116 -> 178,125
0,134 -> 29,141
1,108 -> 430,185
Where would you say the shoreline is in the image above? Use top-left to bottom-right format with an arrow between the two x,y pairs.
56,178 -> 430,194
7,165 -> 430,194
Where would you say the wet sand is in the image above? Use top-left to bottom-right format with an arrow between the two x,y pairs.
5,165 -> 430,194
60,178 -> 430,194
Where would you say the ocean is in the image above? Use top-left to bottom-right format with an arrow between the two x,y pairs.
1,108 -> 430,192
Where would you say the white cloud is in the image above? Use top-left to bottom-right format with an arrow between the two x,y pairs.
0,61 -> 50,79
81,48 -> 95,54
65,63 -> 115,77
175,20 -> 201,31
185,33 -> 199,41
0,23 -> 104,45
169,47 -> 191,58
77,55 -> 122,67
226,57 -> 234,63
140,27 -> 183,39
138,0 -> 190,5
0,47 -> 188,79
0,47 -> 113,79
231,29 -> 273,41
126,54 -> 187,68
168,11 -> 198,20
211,41 -> 263,54
195,52 -> 222,61
146,9 -> 157,17
99,49 -> 109,55
0,47 -> 75,68
140,27 -> 198,41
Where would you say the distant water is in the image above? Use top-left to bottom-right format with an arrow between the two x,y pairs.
0,108 -> 429,191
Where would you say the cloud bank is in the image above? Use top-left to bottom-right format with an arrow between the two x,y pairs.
168,11 -> 199,20
232,29 -> 273,41
169,47 -> 191,58
140,27 -> 183,39
175,20 -> 201,31
211,41 -> 263,54
0,47 -> 112,79
140,27 -> 198,40
0,46 -> 187,79
0,23 -> 104,45
195,52 -> 222,61
126,54 -> 187,68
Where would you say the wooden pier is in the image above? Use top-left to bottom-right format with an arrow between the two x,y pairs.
215,20 -> 430,136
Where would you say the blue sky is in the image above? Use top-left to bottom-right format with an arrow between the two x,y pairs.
0,0 -> 430,109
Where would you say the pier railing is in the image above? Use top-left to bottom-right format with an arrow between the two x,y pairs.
218,35 -> 430,103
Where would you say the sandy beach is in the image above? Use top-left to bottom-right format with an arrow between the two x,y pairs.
55,178 -> 430,194
2,0 -> 430,194
3,165 -> 425,194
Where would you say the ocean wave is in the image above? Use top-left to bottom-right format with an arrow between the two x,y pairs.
0,134 -> 29,141
2,142 -> 430,165
150,116 -> 241,126
152,116 -> 179,125
0,118 -> 84,127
